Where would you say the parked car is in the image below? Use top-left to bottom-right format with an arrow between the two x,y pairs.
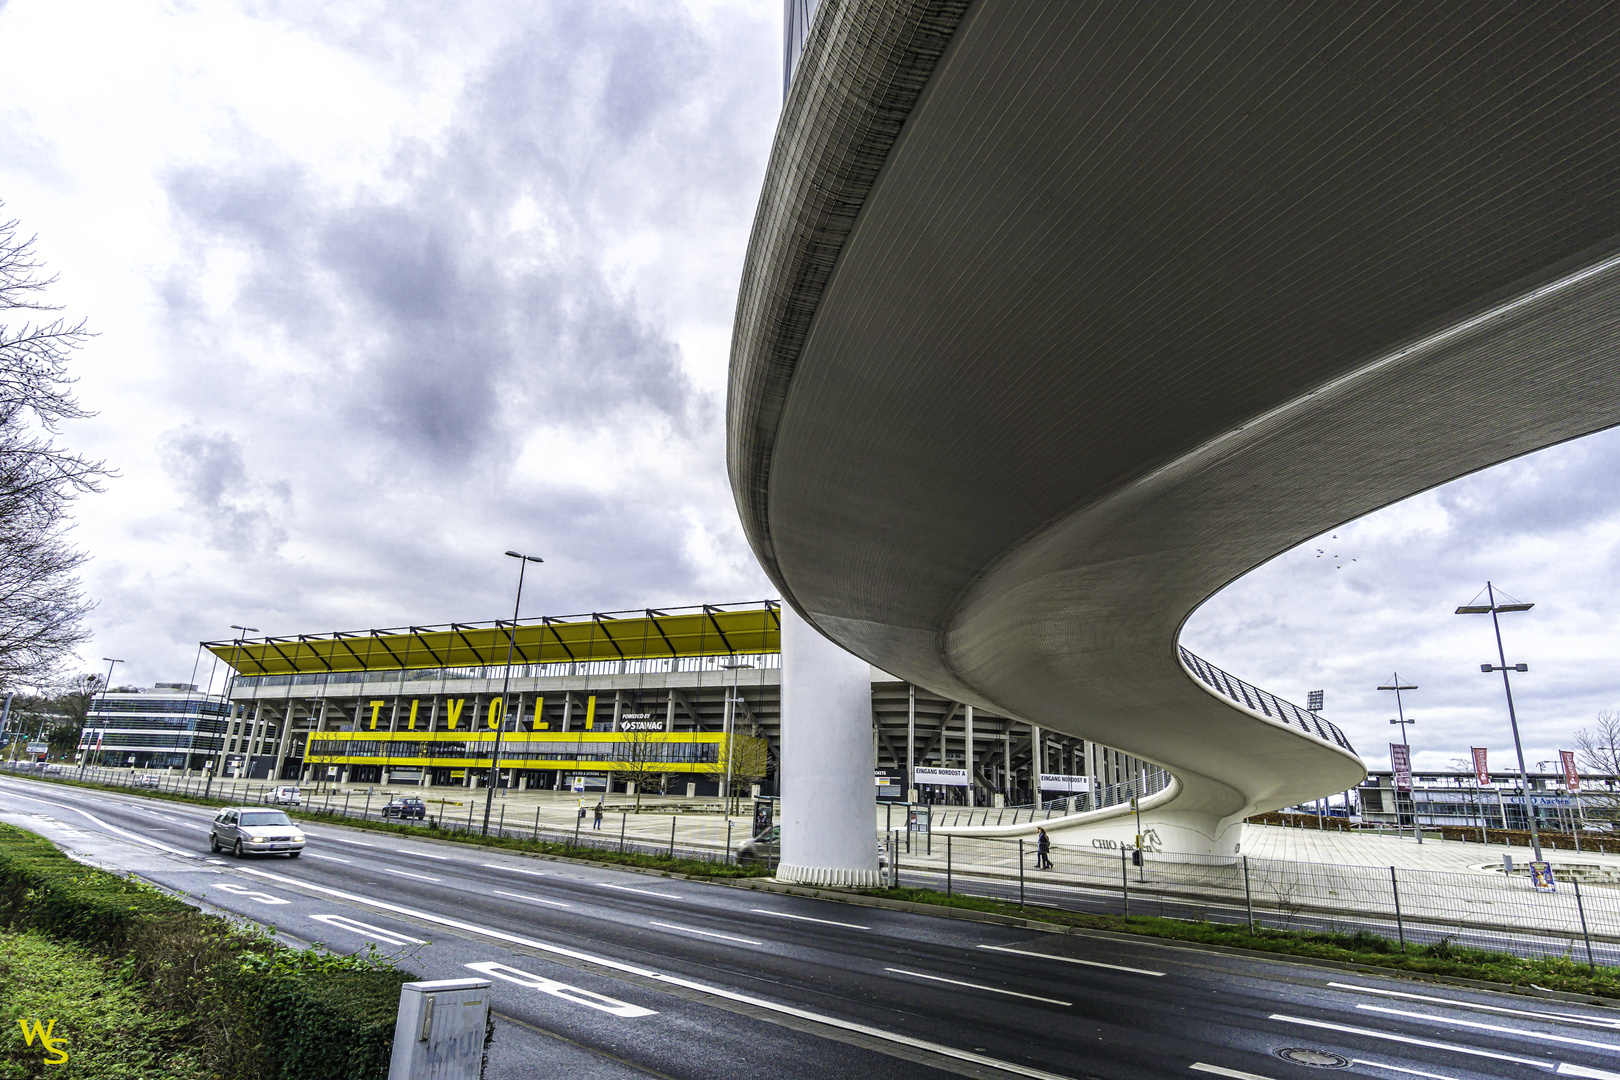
135,775 -> 160,789
735,826 -> 888,869
263,785 -> 302,806
42,764 -> 63,774
210,807 -> 305,858
382,797 -> 427,820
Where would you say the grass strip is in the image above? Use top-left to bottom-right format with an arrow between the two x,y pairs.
862,886 -> 1620,998
0,927 -> 206,1079
0,823 -> 412,1079
5,771 -> 770,879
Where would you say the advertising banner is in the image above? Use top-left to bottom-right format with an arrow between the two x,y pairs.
1038,773 -> 1093,793
752,798 -> 774,838
913,766 -> 970,787
1561,749 -> 1580,793
1471,747 -> 1490,787
1389,742 -> 1412,792
1530,860 -> 1557,892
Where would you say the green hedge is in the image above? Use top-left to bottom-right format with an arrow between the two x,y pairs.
0,824 -> 413,1079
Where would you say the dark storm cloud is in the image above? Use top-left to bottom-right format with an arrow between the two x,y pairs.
159,427 -> 290,557
161,1 -> 744,472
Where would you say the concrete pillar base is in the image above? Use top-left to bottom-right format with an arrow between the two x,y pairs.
777,864 -> 883,889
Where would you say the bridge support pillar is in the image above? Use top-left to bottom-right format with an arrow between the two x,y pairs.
777,605 -> 881,888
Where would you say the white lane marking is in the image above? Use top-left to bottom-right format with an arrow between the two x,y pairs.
210,882 -> 290,905
749,908 -> 869,930
597,882 -> 681,900
1268,1015 -> 1551,1069
206,858 -> 229,865
977,943 -> 1165,976
309,913 -> 426,946
1190,1065 -> 1275,1080
885,967 -> 1072,1007
62,805 -> 199,858
649,921 -> 763,946
306,853 -> 352,864
1349,1060 -> 1467,1080
493,889 -> 571,909
321,837 -> 377,847
1328,982 -> 1620,1031
1559,1064 -> 1620,1079
466,961 -> 657,1018
1357,1005 -> 1620,1054
381,867 -> 441,883
234,867 -> 1086,1080
404,850 -> 450,860
483,863 -> 546,876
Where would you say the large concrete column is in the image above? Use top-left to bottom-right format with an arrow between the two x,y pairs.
777,605 -> 880,888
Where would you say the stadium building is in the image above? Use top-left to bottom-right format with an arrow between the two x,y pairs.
202,600 -> 1186,802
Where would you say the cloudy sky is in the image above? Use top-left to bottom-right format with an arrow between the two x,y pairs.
2,0 -> 1615,777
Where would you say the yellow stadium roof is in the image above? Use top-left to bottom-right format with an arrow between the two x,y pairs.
203,601 -> 780,676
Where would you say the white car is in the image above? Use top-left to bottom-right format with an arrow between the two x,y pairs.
263,785 -> 302,806
210,807 -> 306,858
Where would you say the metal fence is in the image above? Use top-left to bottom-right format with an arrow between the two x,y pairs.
918,766 -> 1175,828
886,830 -> 1620,968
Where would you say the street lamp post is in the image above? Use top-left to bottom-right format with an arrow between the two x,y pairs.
483,551 -> 543,836
215,626 -> 259,797
720,661 -> 755,815
80,658 -> 123,779
1456,582 -> 1542,862
1379,674 -> 1419,842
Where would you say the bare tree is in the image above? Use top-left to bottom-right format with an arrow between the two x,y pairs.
0,208 -> 109,692
707,732 -> 770,816
609,729 -> 668,812
1574,711 -> 1620,820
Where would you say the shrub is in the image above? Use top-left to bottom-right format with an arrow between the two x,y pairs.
0,824 -> 412,1079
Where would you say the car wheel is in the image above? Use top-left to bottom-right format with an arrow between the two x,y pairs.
233,840 -> 244,858
209,835 -> 220,853
287,850 -> 301,859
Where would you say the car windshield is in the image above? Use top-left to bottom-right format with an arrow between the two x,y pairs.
239,811 -> 292,827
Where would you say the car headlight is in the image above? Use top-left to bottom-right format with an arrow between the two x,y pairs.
248,835 -> 267,842
291,833 -> 305,842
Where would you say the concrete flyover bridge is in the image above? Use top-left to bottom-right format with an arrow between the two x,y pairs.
731,0 -> 1620,875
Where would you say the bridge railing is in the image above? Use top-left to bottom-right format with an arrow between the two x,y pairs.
926,765 -> 1174,828
1178,647 -> 1355,754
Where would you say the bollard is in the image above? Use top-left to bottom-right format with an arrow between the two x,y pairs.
1121,846 -> 1130,918
1243,856 -> 1255,934
1390,866 -> 1406,953
1575,878 -> 1596,972
387,978 -> 491,1080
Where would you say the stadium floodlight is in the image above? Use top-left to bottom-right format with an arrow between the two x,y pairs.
484,550 -> 543,836
1457,581 -> 1541,862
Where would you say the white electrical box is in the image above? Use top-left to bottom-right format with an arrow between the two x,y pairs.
387,978 -> 492,1080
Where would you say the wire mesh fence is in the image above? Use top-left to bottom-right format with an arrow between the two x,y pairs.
889,830 -> 1620,967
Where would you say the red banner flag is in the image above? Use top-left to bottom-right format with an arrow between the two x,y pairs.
1560,749 -> 1579,793
1390,742 -> 1412,792
1471,747 -> 1489,787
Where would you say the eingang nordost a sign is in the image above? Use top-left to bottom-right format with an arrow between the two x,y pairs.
913,766 -> 969,787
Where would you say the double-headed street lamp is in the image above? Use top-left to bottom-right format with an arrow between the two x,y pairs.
1456,582 -> 1541,862
483,550 -> 543,836
1379,674 -> 1419,842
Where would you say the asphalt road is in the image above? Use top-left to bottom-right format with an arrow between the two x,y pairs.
1,775 -> 1617,1080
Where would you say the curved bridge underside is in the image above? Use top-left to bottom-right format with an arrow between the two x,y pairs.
729,1 -> 1620,852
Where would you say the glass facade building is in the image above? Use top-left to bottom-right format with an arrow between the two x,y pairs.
77,686 -> 231,770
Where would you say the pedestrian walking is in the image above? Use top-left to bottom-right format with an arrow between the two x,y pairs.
1036,826 -> 1052,870
593,801 -> 604,830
